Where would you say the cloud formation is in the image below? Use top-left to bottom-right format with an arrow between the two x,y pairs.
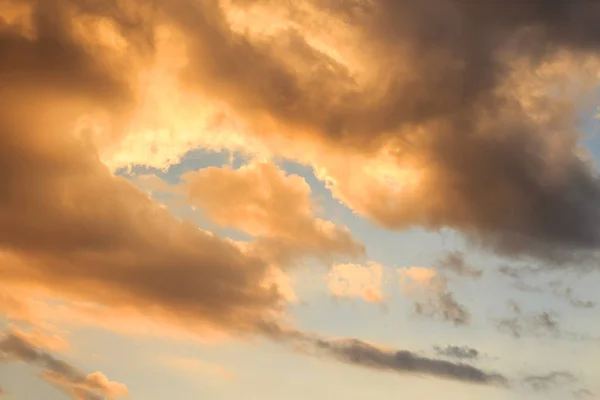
437,252 -> 483,279
261,323 -> 507,387
523,371 -> 577,392
0,83 -> 287,337
328,262 -> 383,303
398,267 -> 470,325
162,0 -> 600,261
4,0 -> 600,263
496,303 -> 561,339
0,331 -> 128,400
434,345 -> 479,361
180,161 -> 364,265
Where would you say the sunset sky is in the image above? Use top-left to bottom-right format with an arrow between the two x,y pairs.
1,0 -> 600,399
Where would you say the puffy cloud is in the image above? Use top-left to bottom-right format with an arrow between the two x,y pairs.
0,330 -> 128,400
154,0 -> 600,261
327,262 -> 383,303
0,69 -> 285,339
7,0 -> 600,262
398,267 -> 438,294
180,161 -> 364,265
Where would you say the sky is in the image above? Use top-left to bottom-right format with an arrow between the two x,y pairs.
1,0 -> 600,399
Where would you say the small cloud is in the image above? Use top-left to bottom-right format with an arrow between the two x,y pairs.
434,345 -> 479,360
554,287 -> 596,309
415,290 -> 471,326
399,268 -> 470,325
437,251 -> 482,279
328,262 -> 383,303
496,303 -> 561,339
398,267 -> 437,295
522,371 -> 577,392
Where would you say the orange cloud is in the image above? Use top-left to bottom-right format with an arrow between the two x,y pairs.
397,267 -> 438,295
327,262 -> 384,303
0,330 -> 128,400
180,161 -> 364,265
0,91 -> 285,340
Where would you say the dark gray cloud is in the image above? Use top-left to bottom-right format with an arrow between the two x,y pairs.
434,345 -> 479,361
260,323 -> 507,386
437,252 -> 483,279
0,331 -> 127,400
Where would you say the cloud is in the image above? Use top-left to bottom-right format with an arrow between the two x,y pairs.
0,75 -> 291,338
179,161 -> 364,265
414,290 -> 471,326
398,267 -> 438,294
496,303 -> 561,339
434,345 -> 479,361
327,262 -> 383,303
4,0 -> 600,275
261,323 -> 507,387
154,0 -> 600,262
522,371 -> 577,392
0,330 -> 128,400
437,252 -> 482,279
398,268 -> 471,325
7,326 -> 70,353
554,286 -> 596,309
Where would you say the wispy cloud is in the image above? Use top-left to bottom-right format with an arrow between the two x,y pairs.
434,345 -> 479,361
437,252 -> 482,279
261,323 -> 507,387
0,330 -> 128,400
398,267 -> 470,325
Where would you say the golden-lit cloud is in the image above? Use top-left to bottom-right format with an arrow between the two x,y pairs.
398,267 -> 438,295
2,0 -> 600,394
180,161 -> 364,265
0,330 -> 128,400
0,92 -> 285,338
327,262 -> 384,303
